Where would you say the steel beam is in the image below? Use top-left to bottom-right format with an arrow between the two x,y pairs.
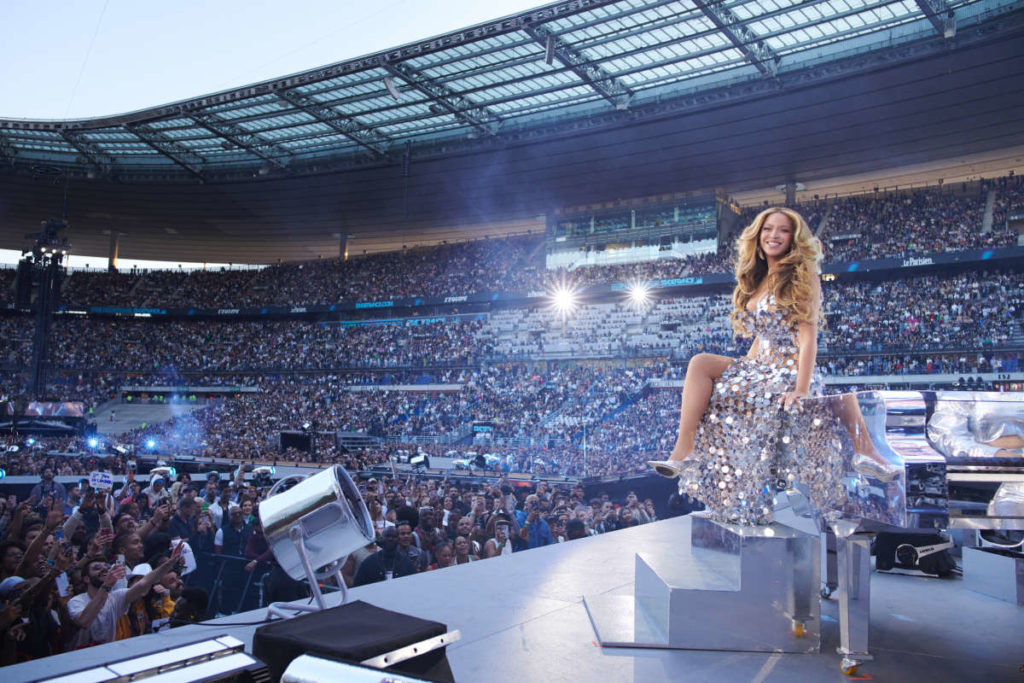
58,129 -> 113,176
381,61 -> 501,137
127,123 -> 207,182
190,113 -> 293,171
524,25 -> 632,109
693,0 -> 781,78
915,0 -> 955,37
276,89 -> 393,160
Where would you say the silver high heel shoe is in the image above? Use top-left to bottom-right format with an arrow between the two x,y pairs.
648,459 -> 687,479
851,453 -> 901,482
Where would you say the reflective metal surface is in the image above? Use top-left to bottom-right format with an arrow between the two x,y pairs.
39,635 -> 252,683
835,533 -> 873,661
282,654 -> 432,683
962,547 -> 1024,606
259,465 -> 374,580
587,512 -> 820,653
801,390 -> 1024,534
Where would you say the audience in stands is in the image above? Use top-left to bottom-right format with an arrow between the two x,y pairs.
45,177 -> 1022,310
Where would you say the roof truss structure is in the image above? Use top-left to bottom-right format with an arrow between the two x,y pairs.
915,0 -> 956,37
0,0 -> 1013,183
127,123 -> 208,181
380,61 -> 502,137
523,24 -> 633,109
691,0 -> 781,78
58,129 -> 115,177
191,112 -> 293,171
275,88 -> 394,160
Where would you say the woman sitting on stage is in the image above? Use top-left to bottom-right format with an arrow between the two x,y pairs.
647,207 -> 828,525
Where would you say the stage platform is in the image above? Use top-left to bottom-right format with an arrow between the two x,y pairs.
7,515 -> 1023,682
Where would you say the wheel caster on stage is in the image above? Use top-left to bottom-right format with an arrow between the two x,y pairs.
820,586 -> 835,599
840,657 -> 860,676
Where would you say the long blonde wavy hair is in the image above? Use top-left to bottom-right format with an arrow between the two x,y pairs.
729,207 -> 823,335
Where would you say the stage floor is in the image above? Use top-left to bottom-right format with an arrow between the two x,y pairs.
8,515 -> 1024,682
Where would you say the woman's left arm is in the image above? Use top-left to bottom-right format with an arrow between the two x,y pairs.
783,276 -> 821,410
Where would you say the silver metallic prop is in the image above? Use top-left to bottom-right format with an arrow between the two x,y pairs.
258,465 -> 374,617
590,390 -> 1023,677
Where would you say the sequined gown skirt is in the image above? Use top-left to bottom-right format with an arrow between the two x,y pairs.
677,305 -> 850,526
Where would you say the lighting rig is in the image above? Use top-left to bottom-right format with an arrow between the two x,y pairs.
14,218 -> 70,397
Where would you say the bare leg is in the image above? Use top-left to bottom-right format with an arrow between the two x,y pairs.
667,353 -> 734,462
834,393 -> 880,459
834,392 -> 900,481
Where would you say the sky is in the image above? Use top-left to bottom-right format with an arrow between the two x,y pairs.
0,0 -> 548,269
0,0 -> 549,120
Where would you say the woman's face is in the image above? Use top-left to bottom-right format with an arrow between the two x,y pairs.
759,212 -> 795,261
241,500 -> 253,516
454,536 -> 469,556
443,497 -> 453,510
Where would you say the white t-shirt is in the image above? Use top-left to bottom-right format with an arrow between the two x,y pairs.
208,502 -> 238,529
67,588 -> 129,647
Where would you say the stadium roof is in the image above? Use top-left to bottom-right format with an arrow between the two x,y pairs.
1,0 -> 1017,184
1,0 -> 1022,264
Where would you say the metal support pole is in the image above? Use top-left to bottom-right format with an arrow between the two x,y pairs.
784,182 -> 797,206
108,231 -> 120,271
835,532 -> 874,664
291,526 -> 327,611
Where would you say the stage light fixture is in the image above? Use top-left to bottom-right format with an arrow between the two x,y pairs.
87,437 -> 99,449
146,439 -> 157,450
384,77 -> 402,100
628,282 -> 651,307
259,465 -> 374,617
550,286 -> 577,314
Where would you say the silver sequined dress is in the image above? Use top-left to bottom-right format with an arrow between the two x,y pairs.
678,294 -> 850,526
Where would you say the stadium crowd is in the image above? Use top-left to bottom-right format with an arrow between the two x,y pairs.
22,176 -> 1016,312
1,177 -> 1021,665
0,462 -> 662,663
0,271 -> 1012,376
820,183 -> 1016,262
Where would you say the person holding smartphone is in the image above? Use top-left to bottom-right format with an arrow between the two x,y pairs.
68,541 -> 185,647
515,495 -> 553,549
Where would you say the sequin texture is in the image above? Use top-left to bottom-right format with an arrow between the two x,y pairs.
677,294 -> 850,525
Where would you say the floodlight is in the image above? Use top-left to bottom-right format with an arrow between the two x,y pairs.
383,76 -> 402,101
146,439 -> 157,450
550,286 -> 577,314
87,437 -> 99,449
26,438 -> 36,446
628,282 -> 651,307
259,465 -> 374,616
